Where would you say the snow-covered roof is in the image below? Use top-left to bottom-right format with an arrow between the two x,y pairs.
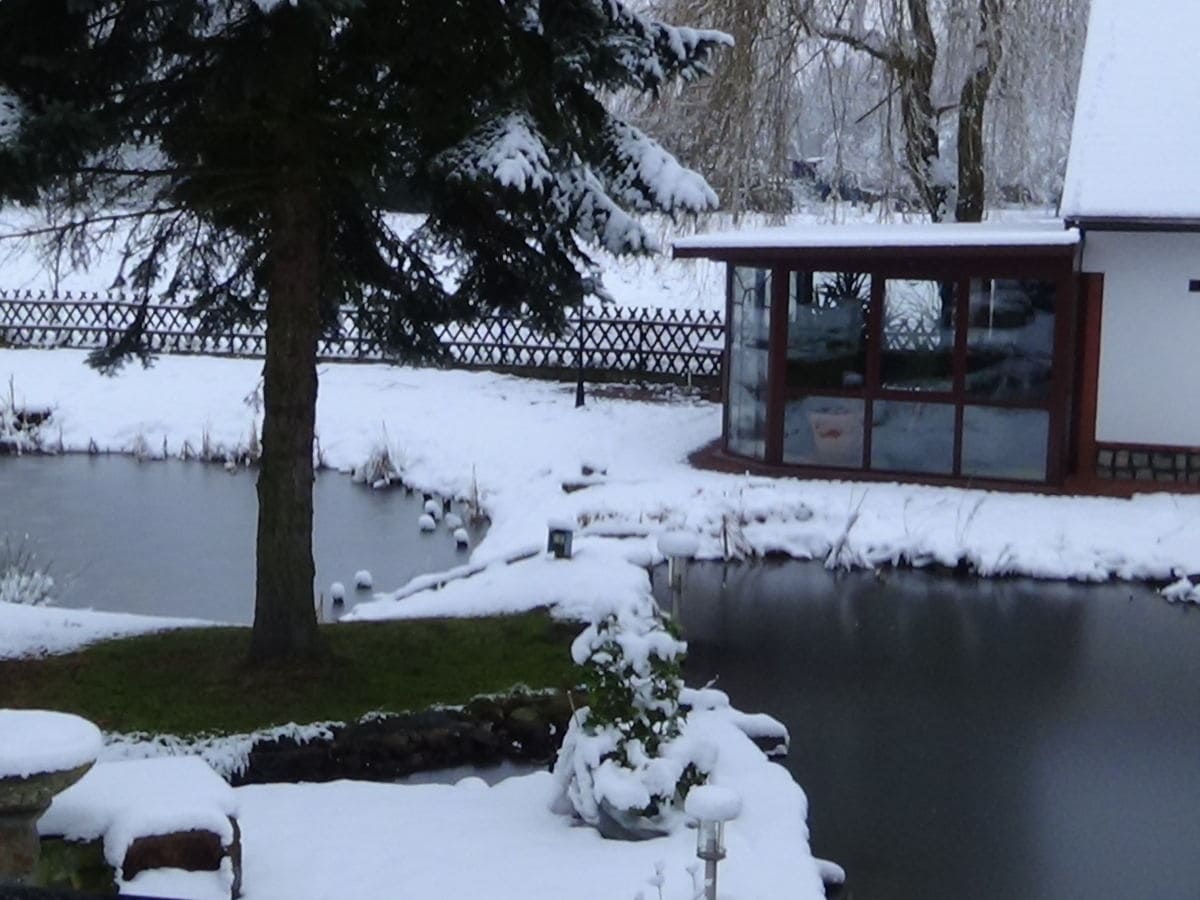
673,221 -> 1079,256
1061,0 -> 1200,221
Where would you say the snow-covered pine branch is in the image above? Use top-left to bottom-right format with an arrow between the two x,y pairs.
601,121 -> 719,214
438,113 -> 555,196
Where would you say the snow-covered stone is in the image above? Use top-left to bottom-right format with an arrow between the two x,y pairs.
354,570 -> 373,590
418,514 -> 437,532
39,757 -> 237,875
453,527 -> 470,548
330,582 -> 346,603
444,512 -> 463,530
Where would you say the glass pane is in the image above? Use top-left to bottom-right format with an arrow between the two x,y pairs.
869,400 -> 955,474
961,406 -> 1049,481
881,279 -> 956,392
965,279 -> 1055,401
786,271 -> 869,389
783,396 -> 865,467
727,266 -> 772,459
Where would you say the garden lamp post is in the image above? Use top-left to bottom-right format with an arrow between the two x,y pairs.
684,785 -> 742,900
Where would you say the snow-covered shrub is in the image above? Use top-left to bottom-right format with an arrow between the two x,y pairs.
0,376 -> 44,454
0,535 -> 55,606
553,596 -> 712,839
352,439 -> 401,488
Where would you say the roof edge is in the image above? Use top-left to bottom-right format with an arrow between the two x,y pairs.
1067,216 -> 1200,233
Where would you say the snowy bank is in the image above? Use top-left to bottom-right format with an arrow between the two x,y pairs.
4,348 -> 1200,609
0,600 -> 216,660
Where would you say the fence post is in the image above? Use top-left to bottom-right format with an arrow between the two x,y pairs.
575,305 -> 586,407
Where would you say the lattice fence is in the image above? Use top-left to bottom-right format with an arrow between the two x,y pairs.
0,289 -> 725,380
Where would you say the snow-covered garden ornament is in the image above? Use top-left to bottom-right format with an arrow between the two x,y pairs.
552,596 -> 712,841
0,709 -> 102,883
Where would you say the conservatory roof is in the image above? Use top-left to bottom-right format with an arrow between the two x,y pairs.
673,221 -> 1080,260
1061,0 -> 1200,222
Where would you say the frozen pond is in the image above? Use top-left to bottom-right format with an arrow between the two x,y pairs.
0,455 -> 483,624
657,562 -> 1200,900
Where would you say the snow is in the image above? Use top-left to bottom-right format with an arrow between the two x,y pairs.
3,348 -> 1200,652
453,527 -> 469,547
0,600 -> 215,660
0,709 -> 102,779
418,513 -> 437,532
234,705 -> 824,900
121,866 -> 232,900
657,531 -> 700,559
353,570 -> 372,590
1061,0 -> 1200,220
674,220 -> 1079,253
329,581 -> 346,603
39,756 -> 238,872
684,785 -> 742,822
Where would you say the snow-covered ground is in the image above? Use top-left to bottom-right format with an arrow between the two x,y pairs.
5,347 -> 1200,595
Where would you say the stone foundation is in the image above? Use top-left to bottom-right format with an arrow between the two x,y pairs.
1095,445 -> 1200,486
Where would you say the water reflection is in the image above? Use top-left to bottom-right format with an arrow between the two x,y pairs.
655,562 -> 1200,900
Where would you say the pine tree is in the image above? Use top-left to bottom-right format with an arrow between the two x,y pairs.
0,0 -> 729,662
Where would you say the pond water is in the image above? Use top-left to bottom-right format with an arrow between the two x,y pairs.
655,562 -> 1200,900
0,455 -> 484,624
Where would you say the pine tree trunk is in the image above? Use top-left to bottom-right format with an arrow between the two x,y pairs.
249,9 -> 323,664
249,173 -> 324,663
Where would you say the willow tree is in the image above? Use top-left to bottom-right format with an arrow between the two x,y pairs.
0,0 -> 728,662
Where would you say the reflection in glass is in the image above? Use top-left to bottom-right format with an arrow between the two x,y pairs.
783,396 -> 865,467
870,401 -> 955,474
965,279 -> 1055,401
786,271 -> 869,389
881,279 -> 956,392
727,267 -> 772,459
961,407 -> 1049,481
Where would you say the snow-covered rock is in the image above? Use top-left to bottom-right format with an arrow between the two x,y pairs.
330,582 -> 346,603
354,570 -> 373,590
453,528 -> 469,549
418,514 -> 437,532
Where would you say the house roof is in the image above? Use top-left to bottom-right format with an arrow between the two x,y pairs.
1061,0 -> 1200,222
673,221 -> 1079,260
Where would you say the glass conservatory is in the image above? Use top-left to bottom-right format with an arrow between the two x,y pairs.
674,222 -> 1082,488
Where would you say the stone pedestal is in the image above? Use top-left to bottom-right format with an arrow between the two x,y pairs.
0,763 -> 94,886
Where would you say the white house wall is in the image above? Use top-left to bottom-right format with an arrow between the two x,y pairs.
1083,231 -> 1200,446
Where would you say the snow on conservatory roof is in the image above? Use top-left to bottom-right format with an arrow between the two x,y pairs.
1061,0 -> 1200,222
673,220 -> 1079,258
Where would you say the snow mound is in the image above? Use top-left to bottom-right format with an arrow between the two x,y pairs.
684,784 -> 742,822
39,756 -> 238,872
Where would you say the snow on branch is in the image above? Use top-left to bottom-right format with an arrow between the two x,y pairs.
593,0 -> 733,90
603,121 -> 718,214
437,113 -> 554,196
556,167 -> 657,256
0,89 -> 22,143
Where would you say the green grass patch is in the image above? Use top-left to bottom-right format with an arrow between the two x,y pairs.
0,612 -> 579,736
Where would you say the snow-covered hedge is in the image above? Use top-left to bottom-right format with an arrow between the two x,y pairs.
553,596 -> 712,839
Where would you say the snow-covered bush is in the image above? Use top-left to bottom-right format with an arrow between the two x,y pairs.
553,596 -> 712,839
0,376 -> 44,454
0,535 -> 55,606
